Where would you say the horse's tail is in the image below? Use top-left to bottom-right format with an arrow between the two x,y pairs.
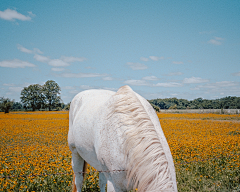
72,160 -> 88,192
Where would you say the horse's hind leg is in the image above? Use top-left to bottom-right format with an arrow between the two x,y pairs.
72,151 -> 85,192
99,173 -> 107,192
107,180 -> 118,192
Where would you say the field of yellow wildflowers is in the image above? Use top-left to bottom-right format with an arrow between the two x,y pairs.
0,111 -> 239,191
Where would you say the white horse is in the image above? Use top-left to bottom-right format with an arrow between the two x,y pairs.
68,85 -> 178,192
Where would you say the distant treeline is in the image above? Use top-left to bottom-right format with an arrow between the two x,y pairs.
1,81 -> 240,113
148,96 -> 240,111
7,101 -> 70,112
0,80 -> 70,113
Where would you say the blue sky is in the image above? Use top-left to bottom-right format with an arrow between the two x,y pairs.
0,0 -> 240,103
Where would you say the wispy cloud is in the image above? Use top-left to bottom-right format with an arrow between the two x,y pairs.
140,57 -> 149,62
172,61 -> 183,64
208,37 -> 224,45
124,78 -> 182,88
0,59 -> 36,68
102,76 -> 113,81
8,86 -> 22,93
183,77 -> 209,84
18,45 -> 86,68
153,82 -> 182,87
0,9 -> 34,21
34,54 -> 50,62
62,86 -> 75,90
60,56 -> 87,63
192,81 -> 240,96
80,85 -> 94,90
199,81 -> 239,88
124,79 -> 148,86
165,72 -> 183,76
48,59 -> 69,67
60,72 -> 106,78
51,68 -> 65,72
17,44 -> 43,54
127,62 -> 147,70
17,44 -> 32,54
149,56 -> 164,61
142,76 -> 159,81
232,71 -> 240,76
3,83 -> 15,87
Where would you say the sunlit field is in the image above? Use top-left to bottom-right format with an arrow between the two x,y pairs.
0,112 -> 239,191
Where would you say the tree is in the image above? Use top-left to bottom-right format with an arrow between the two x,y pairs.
42,80 -> 61,111
0,97 -> 14,113
20,84 -> 44,111
12,102 -> 23,111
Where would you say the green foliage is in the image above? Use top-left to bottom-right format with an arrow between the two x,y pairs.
42,80 -> 61,111
11,102 -> 23,111
150,103 -> 160,112
0,97 -> 14,113
149,96 -> 240,110
20,84 -> 45,111
20,80 -> 62,111
63,102 -> 71,111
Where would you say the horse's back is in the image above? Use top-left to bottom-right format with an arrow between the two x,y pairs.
69,89 -> 115,126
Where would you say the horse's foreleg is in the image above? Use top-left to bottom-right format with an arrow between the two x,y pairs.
72,152 -> 85,192
99,173 -> 107,192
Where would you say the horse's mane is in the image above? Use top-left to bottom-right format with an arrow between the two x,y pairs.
110,85 -> 174,192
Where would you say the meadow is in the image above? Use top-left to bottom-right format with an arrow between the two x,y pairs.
0,111 -> 239,191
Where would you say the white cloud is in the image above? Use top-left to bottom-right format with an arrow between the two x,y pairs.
194,81 -> 238,89
214,81 -> 239,87
17,44 -> 33,54
9,86 -> 22,92
183,77 -> 209,84
34,54 -> 50,62
51,68 -> 65,71
165,72 -> 183,76
193,81 -> 240,96
149,56 -> 164,61
63,86 -> 75,90
0,9 -> 33,21
127,62 -> 147,70
60,56 -> 86,63
101,87 -> 117,91
3,83 -> 15,86
28,11 -> 36,17
17,45 -> 43,54
153,82 -> 182,87
80,85 -> 94,90
140,57 -> 149,62
142,76 -> 159,81
48,59 -> 69,67
208,37 -> 224,45
172,61 -> 184,64
232,71 -> 240,76
0,59 -> 36,68
33,48 -> 43,54
102,76 -> 113,81
124,80 -> 148,86
60,72 -> 106,78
